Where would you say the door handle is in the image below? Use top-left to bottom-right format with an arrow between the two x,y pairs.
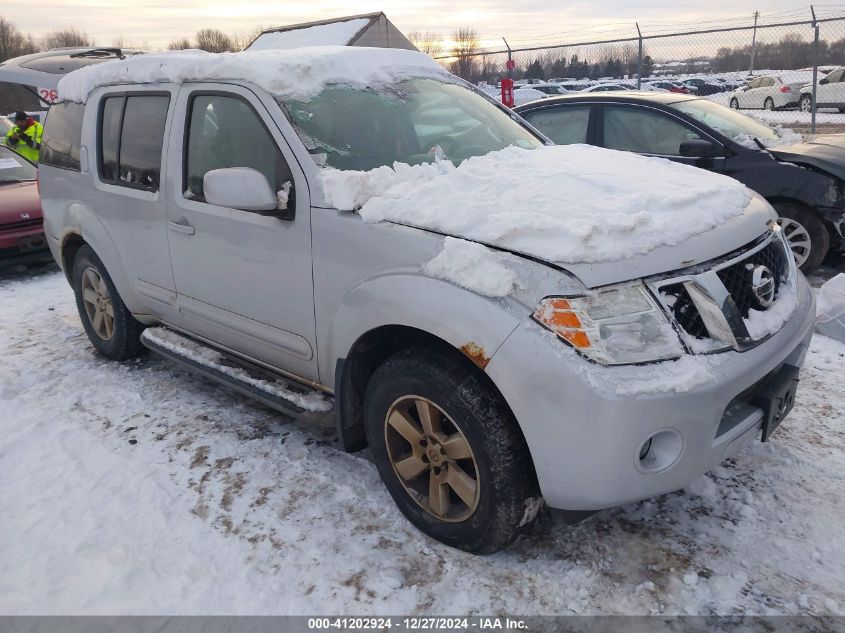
168,218 -> 195,235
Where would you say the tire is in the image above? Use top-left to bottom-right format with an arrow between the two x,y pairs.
800,95 -> 813,113
772,202 -> 830,273
730,98 -> 739,109
72,245 -> 145,360
764,97 -> 775,111
364,347 -> 539,554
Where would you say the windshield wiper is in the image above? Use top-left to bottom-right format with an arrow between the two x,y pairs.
753,137 -> 768,151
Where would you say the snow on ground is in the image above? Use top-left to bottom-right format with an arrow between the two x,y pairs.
323,145 -> 752,264
1,265 -> 844,615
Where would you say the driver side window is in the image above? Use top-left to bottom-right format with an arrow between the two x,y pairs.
602,106 -> 702,156
184,94 -> 292,205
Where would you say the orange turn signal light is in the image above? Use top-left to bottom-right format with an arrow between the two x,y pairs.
534,298 -> 592,349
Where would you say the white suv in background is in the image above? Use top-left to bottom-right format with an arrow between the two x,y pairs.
799,67 -> 845,112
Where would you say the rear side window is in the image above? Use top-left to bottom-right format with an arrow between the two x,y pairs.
98,94 -> 170,191
523,106 -> 591,145
41,102 -> 85,171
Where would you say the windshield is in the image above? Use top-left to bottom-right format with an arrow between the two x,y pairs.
671,98 -> 781,143
279,78 -> 542,171
0,148 -> 36,183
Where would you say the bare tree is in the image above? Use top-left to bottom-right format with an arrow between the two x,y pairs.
167,37 -> 193,50
232,25 -> 265,51
450,27 -> 480,81
194,28 -> 233,53
0,17 -> 40,62
408,30 -> 443,57
43,28 -> 91,49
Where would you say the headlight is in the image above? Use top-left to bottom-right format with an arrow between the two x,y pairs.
533,282 -> 685,366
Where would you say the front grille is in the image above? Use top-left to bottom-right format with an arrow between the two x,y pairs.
716,241 -> 786,318
657,238 -> 790,343
661,284 -> 708,338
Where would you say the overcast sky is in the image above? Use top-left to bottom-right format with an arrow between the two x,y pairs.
1,1 -> 837,50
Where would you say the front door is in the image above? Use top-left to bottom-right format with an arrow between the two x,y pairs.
599,104 -> 725,171
166,84 -> 318,382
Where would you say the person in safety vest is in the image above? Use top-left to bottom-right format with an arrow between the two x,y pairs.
5,111 -> 43,162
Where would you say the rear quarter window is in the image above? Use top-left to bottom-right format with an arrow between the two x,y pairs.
41,102 -> 85,171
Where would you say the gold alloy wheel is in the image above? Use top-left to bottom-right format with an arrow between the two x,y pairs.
81,267 -> 115,341
384,395 -> 481,522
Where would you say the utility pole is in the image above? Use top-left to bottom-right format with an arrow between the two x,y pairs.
749,10 -> 760,75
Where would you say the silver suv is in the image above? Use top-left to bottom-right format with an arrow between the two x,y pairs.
15,47 -> 815,553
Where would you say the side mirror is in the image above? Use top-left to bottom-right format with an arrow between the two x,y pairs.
203,167 -> 292,218
820,77 -> 829,85
679,139 -> 722,158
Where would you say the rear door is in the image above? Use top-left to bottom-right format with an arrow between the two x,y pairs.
519,104 -> 595,146
165,83 -> 318,382
89,86 -> 185,326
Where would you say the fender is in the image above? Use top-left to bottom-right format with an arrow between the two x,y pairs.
320,273 -> 524,387
57,201 -> 146,315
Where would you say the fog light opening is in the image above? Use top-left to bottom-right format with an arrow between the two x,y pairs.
637,430 -> 683,474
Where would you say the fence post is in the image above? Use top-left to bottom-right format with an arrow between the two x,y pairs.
636,22 -> 643,88
811,6 -> 819,134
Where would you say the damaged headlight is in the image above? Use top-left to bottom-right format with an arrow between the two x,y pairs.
533,282 -> 685,366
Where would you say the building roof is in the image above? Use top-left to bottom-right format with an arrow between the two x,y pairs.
247,13 -> 384,51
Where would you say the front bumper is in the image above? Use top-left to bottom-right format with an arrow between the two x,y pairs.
486,275 -> 816,511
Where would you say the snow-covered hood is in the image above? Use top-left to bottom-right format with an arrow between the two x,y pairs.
769,134 -> 845,182
320,145 -> 770,287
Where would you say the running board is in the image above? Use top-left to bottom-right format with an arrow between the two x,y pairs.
140,327 -> 334,426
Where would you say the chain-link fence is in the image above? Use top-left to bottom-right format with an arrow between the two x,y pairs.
435,13 -> 845,133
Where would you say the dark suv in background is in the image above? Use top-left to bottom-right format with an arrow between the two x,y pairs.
516,92 -> 845,272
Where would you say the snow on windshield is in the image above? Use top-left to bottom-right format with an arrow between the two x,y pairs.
320,144 -> 753,264
57,47 -> 450,103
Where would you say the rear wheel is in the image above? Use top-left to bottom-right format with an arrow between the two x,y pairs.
764,97 -> 775,110
364,347 -> 539,554
72,245 -> 145,360
730,98 -> 739,109
772,202 -> 830,273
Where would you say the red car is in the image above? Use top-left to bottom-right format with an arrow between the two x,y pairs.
0,145 -> 49,264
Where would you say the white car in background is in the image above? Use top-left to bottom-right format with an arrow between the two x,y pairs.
729,74 -> 806,110
798,67 -> 845,112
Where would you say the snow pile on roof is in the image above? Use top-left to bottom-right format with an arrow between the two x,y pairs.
57,46 -> 448,103
321,145 -> 753,265
423,237 -> 520,297
248,18 -> 370,51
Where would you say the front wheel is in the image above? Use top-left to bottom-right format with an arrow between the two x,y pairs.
364,347 -> 539,554
72,245 -> 145,360
730,98 -> 739,109
772,202 -> 830,273
764,97 -> 775,110
800,95 -> 813,113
